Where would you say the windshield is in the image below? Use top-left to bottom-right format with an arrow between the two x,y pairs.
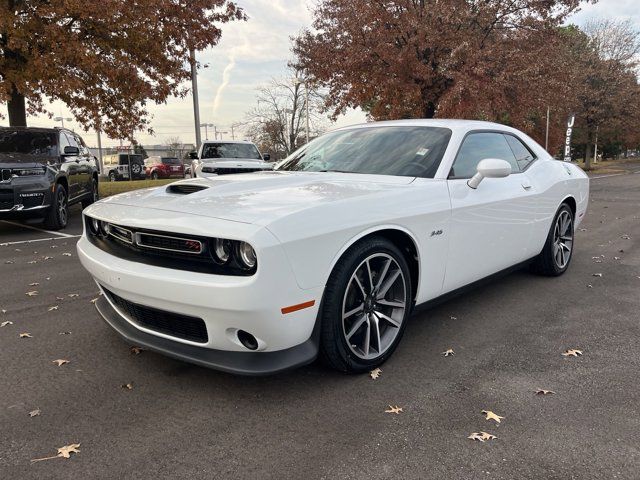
0,130 -> 58,157
276,126 -> 452,178
201,143 -> 262,160
161,157 -> 181,165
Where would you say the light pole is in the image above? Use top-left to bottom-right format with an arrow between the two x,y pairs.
199,123 -> 214,140
545,106 -> 550,151
54,116 -> 72,128
190,48 -> 202,149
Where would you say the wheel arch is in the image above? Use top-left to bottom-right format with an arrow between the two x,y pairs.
562,195 -> 576,216
56,175 -> 68,193
327,226 -> 421,303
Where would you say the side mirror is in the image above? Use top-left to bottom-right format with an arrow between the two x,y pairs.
63,146 -> 80,156
188,151 -> 198,160
467,158 -> 512,189
262,153 -> 271,161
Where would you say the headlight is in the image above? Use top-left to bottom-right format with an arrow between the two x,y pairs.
88,217 -> 100,235
213,238 -> 231,263
237,242 -> 257,269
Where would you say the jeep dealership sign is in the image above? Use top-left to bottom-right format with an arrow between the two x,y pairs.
563,114 -> 575,162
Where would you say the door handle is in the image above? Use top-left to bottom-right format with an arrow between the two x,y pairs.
521,182 -> 532,190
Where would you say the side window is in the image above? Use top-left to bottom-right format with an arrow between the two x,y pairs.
504,134 -> 536,171
64,132 -> 79,148
450,132 -> 519,179
59,132 -> 70,154
74,135 -> 90,156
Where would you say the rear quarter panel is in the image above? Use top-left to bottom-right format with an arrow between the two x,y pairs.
525,159 -> 589,254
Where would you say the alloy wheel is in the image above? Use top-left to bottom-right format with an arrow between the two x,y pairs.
553,210 -> 573,269
341,253 -> 407,360
57,189 -> 68,226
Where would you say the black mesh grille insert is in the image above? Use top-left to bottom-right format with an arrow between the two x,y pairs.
102,287 -> 208,343
166,184 -> 208,195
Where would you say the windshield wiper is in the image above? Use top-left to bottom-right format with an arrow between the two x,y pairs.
317,169 -> 354,173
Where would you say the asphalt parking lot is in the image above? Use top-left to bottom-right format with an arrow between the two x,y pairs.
1,170 -> 639,479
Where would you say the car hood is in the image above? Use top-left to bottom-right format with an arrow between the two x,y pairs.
99,171 -> 415,226
200,157 -> 272,168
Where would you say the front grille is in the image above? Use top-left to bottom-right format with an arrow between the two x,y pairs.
19,193 -> 45,208
103,287 -> 208,343
136,232 -> 203,254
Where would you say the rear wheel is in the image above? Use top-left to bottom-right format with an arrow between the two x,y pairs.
109,171 -> 116,182
81,177 -> 99,208
151,171 -> 159,180
531,203 -> 574,276
44,183 -> 68,230
320,237 -> 412,373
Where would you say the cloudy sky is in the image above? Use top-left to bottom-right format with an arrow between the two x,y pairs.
3,0 -> 638,148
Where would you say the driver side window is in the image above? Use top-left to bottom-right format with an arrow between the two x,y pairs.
450,132 -> 520,179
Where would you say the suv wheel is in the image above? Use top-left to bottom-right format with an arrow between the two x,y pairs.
151,171 -> 159,180
82,178 -> 99,208
44,183 -> 68,230
109,171 -> 116,182
320,237 -> 412,373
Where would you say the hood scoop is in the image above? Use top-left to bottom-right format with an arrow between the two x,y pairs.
166,183 -> 209,195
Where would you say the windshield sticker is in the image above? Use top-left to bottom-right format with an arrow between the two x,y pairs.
416,148 -> 429,156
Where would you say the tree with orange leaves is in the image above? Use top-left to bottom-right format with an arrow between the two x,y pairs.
0,0 -> 245,138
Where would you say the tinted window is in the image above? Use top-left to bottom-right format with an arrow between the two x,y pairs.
161,157 -> 181,165
276,126 -> 452,178
64,132 -> 79,148
0,130 -> 58,157
201,143 -> 261,160
505,134 -> 536,170
450,132 -> 519,179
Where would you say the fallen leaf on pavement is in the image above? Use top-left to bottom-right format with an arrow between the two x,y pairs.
62,253 -> 72,257
385,405 -> 403,414
468,432 -> 497,442
442,348 -> 455,356
621,234 -> 630,239
536,389 -> 556,395
5,260 -> 14,264
1,321 -> 12,327
52,359 -> 69,366
29,409 -> 41,417
90,298 -> 98,304
592,273 -> 602,277
121,383 -> 134,390
56,296 -> 64,301
562,349 -> 583,357
370,368 -> 382,380
20,333 -> 33,338
130,346 -> 143,355
587,284 -> 593,288
450,316 -> 457,320
67,293 -> 79,298
1,309 -> 6,314
481,410 -> 504,423
25,291 -> 38,296
58,331 -> 71,335
43,256 -> 53,260
31,443 -> 80,462
48,306 -> 58,311
27,260 -> 37,264
29,282 -> 39,286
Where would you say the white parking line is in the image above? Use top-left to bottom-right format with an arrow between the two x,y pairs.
0,235 -> 81,247
0,220 -> 79,237
590,173 -> 627,179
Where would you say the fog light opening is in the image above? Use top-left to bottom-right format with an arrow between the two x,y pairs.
237,330 -> 258,351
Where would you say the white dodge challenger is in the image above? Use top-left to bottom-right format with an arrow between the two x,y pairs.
78,120 -> 589,375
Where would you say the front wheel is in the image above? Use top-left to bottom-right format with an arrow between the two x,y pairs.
109,171 -> 116,182
531,203 -> 574,276
44,183 -> 68,230
151,171 -> 159,180
320,237 -> 412,373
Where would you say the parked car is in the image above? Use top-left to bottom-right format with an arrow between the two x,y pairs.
190,140 -> 272,178
78,120 -> 589,375
144,156 -> 185,179
0,126 -> 99,229
102,153 -> 146,181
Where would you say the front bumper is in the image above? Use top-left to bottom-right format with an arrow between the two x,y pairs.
0,177 -> 51,215
95,296 -> 318,375
76,206 -> 324,373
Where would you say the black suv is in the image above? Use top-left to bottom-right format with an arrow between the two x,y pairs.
0,127 -> 99,230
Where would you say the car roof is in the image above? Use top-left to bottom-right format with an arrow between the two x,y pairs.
0,126 -> 65,134
333,119 -> 522,134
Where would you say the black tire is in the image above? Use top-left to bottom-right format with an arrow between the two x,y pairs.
81,177 -> 99,208
151,171 -> 159,180
44,183 -> 68,230
109,171 -> 116,182
531,203 -> 574,276
319,236 -> 412,373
